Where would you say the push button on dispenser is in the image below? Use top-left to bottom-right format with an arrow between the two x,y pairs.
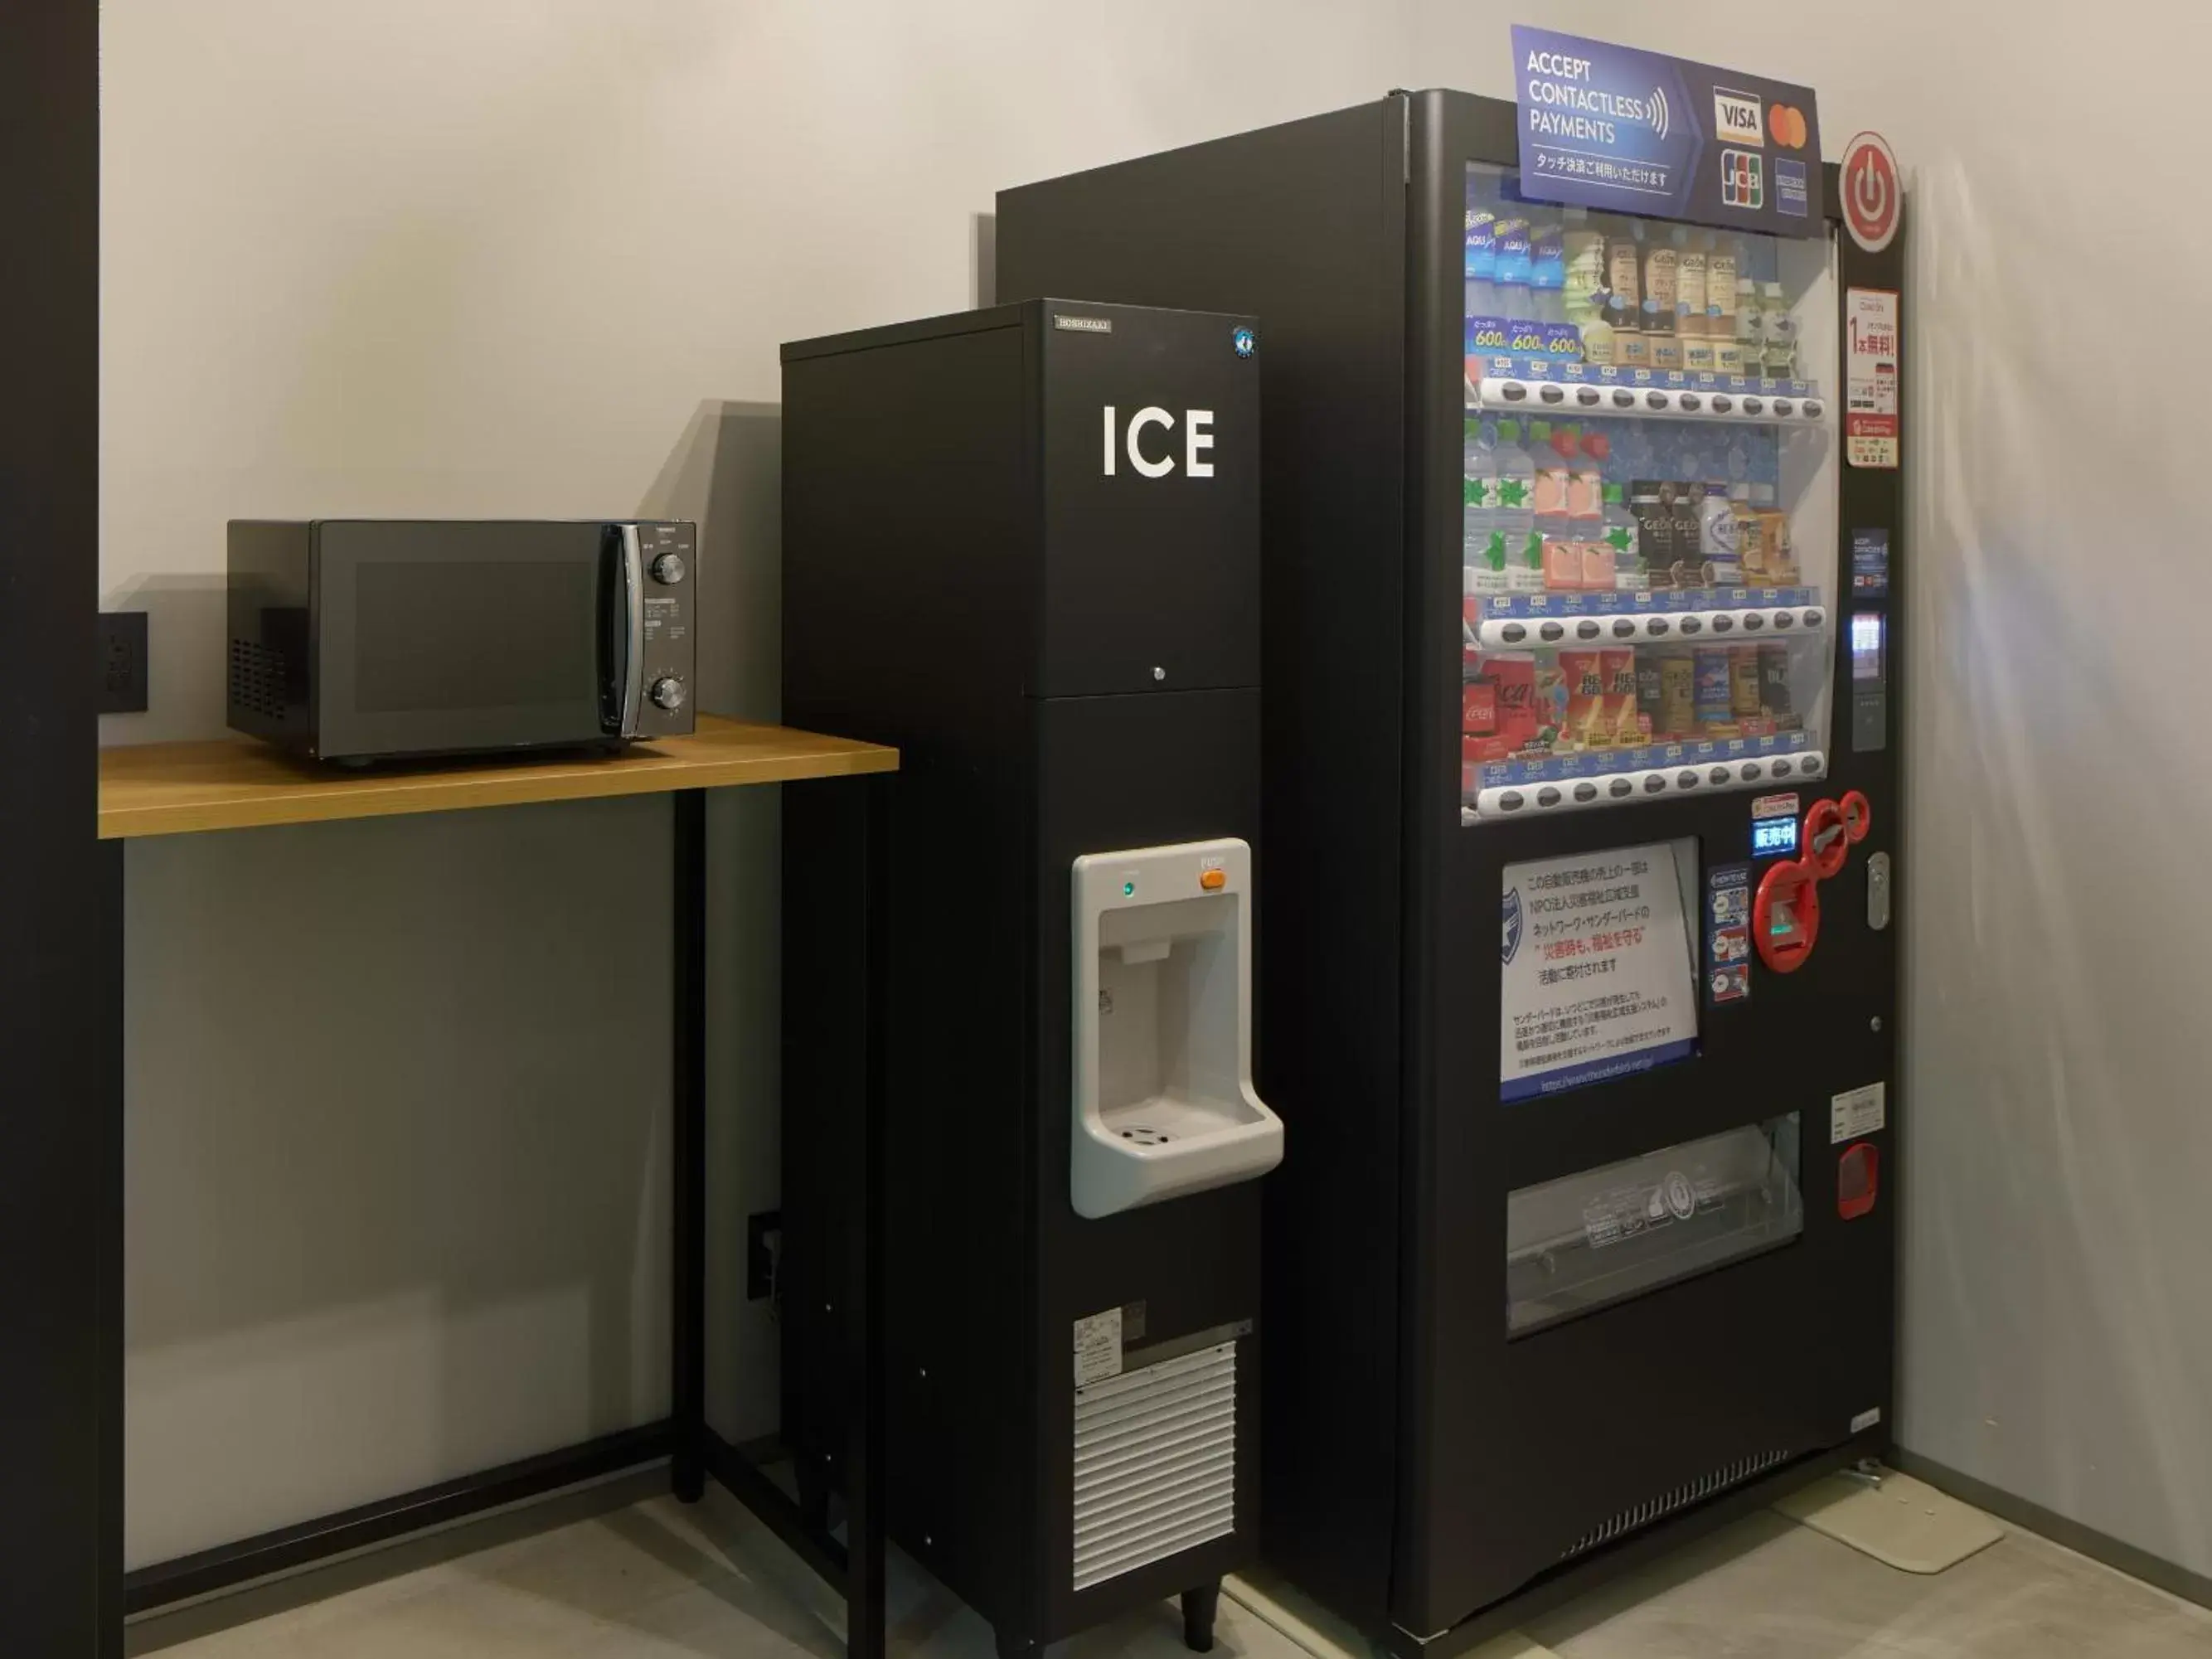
1199,867 -> 1227,892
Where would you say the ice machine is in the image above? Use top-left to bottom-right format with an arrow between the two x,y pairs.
779,299 -> 1281,1659
999,86 -> 1904,1652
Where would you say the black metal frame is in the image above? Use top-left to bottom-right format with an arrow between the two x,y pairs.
103,776 -> 891,1657
2,0 -> 108,1652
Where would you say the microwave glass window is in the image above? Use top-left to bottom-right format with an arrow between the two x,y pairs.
355,560 -> 595,714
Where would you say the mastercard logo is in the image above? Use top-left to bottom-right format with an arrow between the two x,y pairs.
1768,104 -> 1809,149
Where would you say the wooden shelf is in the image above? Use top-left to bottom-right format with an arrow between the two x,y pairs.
99,714 -> 896,840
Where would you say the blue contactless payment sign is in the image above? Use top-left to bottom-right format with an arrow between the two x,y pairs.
1510,27 -> 1824,237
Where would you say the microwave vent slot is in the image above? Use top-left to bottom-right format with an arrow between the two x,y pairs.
230,638 -> 291,720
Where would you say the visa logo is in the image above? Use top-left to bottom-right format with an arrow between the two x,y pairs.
1713,88 -> 1764,147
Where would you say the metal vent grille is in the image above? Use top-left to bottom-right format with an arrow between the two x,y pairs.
230,639 -> 290,720
1072,1340 -> 1237,1593
1560,1448 -> 1793,1564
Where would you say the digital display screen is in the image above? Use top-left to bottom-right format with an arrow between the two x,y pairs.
1752,815 -> 1799,858
1851,611 -> 1886,682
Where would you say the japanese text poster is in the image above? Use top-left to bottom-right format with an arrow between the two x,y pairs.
1501,842 -> 1699,1102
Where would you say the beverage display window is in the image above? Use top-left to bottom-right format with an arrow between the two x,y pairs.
1460,164 -> 1838,820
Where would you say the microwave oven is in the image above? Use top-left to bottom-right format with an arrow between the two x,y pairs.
227,518 -> 696,763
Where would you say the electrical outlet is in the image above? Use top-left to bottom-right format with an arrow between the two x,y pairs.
99,611 -> 148,714
747,1210 -> 782,1302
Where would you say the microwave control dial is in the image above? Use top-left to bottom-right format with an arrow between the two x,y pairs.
650,551 -> 687,585
650,675 -> 687,711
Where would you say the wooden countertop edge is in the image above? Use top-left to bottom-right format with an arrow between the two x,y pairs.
98,725 -> 898,840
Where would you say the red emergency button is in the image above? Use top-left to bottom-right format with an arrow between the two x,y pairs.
1838,1142 -> 1880,1220
1199,867 -> 1226,891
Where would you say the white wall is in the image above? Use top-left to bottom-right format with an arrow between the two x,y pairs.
1866,7 -> 2212,1584
107,0 -> 2212,1589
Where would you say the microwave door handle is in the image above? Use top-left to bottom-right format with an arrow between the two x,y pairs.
617,524 -> 646,737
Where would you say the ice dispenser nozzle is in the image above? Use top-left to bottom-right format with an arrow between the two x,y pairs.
1070,838 -> 1284,1220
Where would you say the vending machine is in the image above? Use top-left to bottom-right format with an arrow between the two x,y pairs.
780,299 -> 1283,1658
999,73 -> 1902,1652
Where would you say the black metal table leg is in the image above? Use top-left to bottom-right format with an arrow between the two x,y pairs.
843,771 -> 891,1659
683,768 -> 887,1656
672,788 -> 708,1503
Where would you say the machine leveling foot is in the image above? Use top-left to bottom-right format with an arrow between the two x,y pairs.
796,1458 -> 832,1531
672,1456 -> 705,1504
1182,1581 -> 1221,1653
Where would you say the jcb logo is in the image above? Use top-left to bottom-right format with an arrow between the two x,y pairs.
1102,405 -> 1215,478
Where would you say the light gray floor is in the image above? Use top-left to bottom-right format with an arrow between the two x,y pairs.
1521,1511 -> 2212,1658
136,1485 -> 2212,1659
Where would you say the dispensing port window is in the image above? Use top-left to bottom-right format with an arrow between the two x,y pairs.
1505,1113 -> 1803,1336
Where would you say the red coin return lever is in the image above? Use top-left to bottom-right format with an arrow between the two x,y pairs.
1753,792 -> 1873,975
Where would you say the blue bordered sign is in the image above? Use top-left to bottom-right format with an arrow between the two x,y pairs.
1511,27 -> 1824,237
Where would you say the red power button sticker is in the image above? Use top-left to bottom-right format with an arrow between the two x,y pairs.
1841,131 -> 1900,254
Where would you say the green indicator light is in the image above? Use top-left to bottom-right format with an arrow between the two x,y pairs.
1123,881 -> 1136,897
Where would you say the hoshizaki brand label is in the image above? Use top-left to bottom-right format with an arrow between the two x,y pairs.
1831,1082 -> 1887,1144
1054,313 -> 1113,333
1073,1306 -> 1123,1386
1851,1406 -> 1883,1433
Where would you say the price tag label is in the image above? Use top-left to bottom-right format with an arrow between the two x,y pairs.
1846,287 -> 1899,468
